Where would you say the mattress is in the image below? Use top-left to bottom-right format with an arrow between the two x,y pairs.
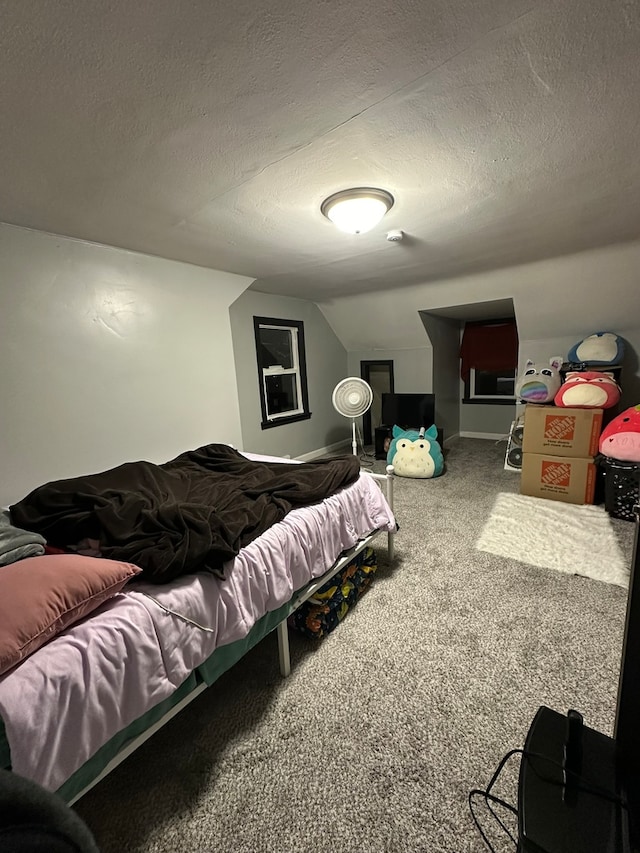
0,466 -> 395,795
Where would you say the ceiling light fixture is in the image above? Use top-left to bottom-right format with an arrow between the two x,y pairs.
321,187 -> 394,235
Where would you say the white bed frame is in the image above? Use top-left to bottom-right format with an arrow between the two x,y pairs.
276,466 -> 395,676
67,465 -> 396,804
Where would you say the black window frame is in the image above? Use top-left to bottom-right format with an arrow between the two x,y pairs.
253,316 -> 311,430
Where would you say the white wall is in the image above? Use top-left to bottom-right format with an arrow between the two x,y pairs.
319,241 -> 640,352
319,240 -> 640,419
0,224 -> 252,505
459,401 -> 515,437
229,289 -> 349,459
419,314 -> 460,441
347,348 -> 433,393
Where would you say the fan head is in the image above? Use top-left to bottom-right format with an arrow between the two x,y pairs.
332,377 -> 373,418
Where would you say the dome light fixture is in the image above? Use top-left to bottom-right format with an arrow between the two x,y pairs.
321,187 -> 394,235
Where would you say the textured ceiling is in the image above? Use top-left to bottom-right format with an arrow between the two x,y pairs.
1,0 -> 639,300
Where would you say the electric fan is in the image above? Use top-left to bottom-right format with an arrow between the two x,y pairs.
332,377 -> 374,456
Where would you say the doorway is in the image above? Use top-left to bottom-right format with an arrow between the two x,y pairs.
360,360 -> 394,446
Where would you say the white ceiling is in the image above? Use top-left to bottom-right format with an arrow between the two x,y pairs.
1,0 -> 639,301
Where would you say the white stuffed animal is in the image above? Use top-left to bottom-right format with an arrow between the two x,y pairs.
515,357 -> 563,403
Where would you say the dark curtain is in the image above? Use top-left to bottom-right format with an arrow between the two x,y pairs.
459,319 -> 518,382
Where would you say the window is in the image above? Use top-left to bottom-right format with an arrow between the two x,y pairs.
468,368 -> 516,400
460,318 -> 518,405
254,316 -> 311,429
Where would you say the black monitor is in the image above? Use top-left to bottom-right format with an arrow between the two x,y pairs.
381,393 -> 435,430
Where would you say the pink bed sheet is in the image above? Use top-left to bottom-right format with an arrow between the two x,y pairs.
0,467 -> 395,793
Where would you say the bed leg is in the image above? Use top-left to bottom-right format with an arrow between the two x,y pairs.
385,464 -> 395,562
277,620 -> 291,677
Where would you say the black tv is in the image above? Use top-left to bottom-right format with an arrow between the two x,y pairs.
381,393 -> 435,430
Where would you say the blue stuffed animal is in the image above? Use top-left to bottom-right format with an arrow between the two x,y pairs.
387,424 -> 444,478
567,332 -> 624,366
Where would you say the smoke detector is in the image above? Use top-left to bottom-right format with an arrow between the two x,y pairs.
386,229 -> 404,242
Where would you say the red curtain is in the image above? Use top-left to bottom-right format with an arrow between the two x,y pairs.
459,319 -> 518,382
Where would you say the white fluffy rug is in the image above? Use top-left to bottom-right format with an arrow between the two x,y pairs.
476,492 -> 629,587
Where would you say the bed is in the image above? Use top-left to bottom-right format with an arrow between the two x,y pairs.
0,444 -> 396,804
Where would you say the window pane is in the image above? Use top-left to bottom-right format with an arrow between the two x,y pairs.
254,316 -> 309,428
259,328 -> 294,369
265,373 -> 298,415
474,369 -> 515,396
495,375 -> 515,396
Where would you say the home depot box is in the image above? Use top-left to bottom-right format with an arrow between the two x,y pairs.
521,453 -> 597,505
522,405 -> 603,458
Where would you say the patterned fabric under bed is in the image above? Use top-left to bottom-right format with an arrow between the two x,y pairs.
289,547 -> 378,639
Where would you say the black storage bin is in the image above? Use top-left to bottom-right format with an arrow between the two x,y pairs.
598,456 -> 640,521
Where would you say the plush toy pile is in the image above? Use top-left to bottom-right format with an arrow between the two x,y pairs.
386,424 -> 444,478
516,331 -> 624,411
516,331 -> 639,464
515,332 -> 639,517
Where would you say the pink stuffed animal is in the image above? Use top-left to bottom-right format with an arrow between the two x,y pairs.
554,371 -> 621,409
599,405 -> 640,462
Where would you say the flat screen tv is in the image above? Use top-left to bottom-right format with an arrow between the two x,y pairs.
381,393 -> 435,430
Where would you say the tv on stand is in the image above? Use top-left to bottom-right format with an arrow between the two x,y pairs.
381,393 -> 435,431
376,393 -> 440,459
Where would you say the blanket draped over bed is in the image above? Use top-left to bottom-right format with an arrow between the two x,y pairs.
9,445 -> 361,583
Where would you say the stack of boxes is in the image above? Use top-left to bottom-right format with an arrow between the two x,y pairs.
520,405 -> 603,505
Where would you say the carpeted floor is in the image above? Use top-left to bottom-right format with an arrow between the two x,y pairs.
75,438 -> 635,853
477,491 -> 629,587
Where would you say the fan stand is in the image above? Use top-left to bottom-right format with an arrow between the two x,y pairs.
331,377 -> 373,459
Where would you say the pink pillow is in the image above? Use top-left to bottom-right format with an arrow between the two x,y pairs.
0,554 -> 141,676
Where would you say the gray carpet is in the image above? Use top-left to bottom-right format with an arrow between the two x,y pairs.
75,438 -> 634,852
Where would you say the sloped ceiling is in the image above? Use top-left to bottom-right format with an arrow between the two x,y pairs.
0,0 -> 639,300
319,241 -> 640,351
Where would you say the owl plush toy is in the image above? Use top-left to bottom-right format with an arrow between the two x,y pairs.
386,424 -> 444,478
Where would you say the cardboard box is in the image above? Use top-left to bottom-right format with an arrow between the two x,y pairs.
521,453 -> 596,505
522,405 -> 603,458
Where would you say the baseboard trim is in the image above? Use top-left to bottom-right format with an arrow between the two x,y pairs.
295,440 -> 351,462
459,431 -> 506,440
